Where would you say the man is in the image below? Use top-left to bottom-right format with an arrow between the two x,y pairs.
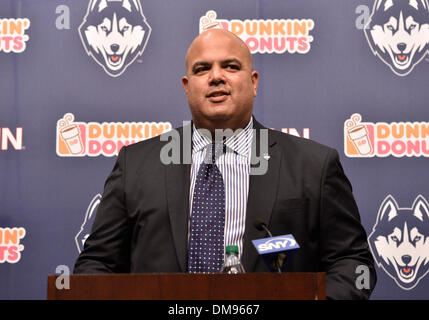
74,29 -> 376,299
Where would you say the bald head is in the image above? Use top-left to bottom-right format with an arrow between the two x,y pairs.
185,29 -> 254,74
181,28 -> 259,133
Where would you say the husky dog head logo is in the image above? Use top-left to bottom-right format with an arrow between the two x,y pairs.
79,0 -> 151,77
75,194 -> 101,253
368,195 -> 429,290
364,0 -> 429,76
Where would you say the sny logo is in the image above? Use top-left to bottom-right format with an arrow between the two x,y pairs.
368,195 -> 429,290
256,237 -> 297,252
364,0 -> 429,76
79,0 -> 151,77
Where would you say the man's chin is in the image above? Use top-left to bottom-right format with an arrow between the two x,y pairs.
207,114 -> 231,121
200,114 -> 252,132
201,115 -> 231,130
201,108 -> 232,122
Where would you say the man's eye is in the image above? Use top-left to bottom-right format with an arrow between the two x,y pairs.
194,67 -> 209,74
226,65 -> 240,70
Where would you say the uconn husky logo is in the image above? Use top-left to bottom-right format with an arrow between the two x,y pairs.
79,0 -> 151,77
75,194 -> 101,253
364,0 -> 429,76
368,195 -> 429,290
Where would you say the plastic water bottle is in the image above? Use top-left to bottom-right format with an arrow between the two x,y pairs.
219,245 -> 245,274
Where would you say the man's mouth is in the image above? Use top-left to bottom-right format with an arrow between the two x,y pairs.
206,90 -> 230,102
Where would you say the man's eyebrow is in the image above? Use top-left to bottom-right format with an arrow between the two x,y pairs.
222,58 -> 242,67
190,58 -> 244,73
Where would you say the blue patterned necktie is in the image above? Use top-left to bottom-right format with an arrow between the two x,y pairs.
187,142 -> 225,273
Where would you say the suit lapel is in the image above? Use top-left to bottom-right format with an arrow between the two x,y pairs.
165,126 -> 191,272
242,121 -> 281,272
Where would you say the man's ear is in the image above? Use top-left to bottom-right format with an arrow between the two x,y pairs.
251,70 -> 259,97
182,76 -> 189,95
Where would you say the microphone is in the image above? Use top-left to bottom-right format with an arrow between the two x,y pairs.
252,219 -> 300,273
253,220 -> 281,273
253,219 -> 274,237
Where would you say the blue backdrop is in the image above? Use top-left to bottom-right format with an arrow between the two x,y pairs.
1,0 -> 428,299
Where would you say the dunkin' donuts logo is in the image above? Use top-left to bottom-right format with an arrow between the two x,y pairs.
199,10 -> 314,54
56,113 -> 172,157
1,127 -> 23,150
0,227 -> 26,263
0,18 -> 30,53
344,114 -> 429,157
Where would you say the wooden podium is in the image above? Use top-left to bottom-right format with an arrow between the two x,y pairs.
47,273 -> 325,300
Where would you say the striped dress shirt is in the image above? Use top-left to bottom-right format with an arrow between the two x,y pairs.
189,118 -> 253,260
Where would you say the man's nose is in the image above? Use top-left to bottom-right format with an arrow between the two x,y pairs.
208,66 -> 225,85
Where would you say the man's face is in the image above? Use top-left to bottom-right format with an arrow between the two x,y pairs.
182,30 -> 259,132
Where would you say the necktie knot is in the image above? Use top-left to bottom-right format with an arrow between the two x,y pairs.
205,142 -> 224,164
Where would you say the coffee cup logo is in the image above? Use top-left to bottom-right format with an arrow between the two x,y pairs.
200,10 -> 222,33
57,113 -> 84,155
345,114 -> 373,156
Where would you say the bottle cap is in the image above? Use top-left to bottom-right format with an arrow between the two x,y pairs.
225,245 -> 239,254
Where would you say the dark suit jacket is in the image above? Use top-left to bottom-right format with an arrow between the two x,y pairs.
74,119 -> 376,299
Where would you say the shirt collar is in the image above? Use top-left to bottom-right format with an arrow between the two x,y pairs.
192,117 -> 253,157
